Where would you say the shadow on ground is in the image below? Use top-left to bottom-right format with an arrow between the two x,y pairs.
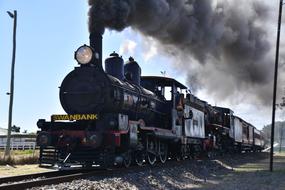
87,152 -> 285,190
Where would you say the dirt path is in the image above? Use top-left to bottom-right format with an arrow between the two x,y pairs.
0,164 -> 55,177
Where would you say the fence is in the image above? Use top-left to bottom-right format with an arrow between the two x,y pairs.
0,141 -> 36,150
0,135 -> 36,150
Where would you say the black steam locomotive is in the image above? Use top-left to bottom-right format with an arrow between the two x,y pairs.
36,32 -> 265,168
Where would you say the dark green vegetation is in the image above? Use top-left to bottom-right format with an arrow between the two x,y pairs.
262,121 -> 285,146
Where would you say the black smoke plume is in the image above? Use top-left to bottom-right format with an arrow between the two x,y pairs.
88,0 -> 284,105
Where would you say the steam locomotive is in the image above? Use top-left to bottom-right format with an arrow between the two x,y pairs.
36,32 -> 265,168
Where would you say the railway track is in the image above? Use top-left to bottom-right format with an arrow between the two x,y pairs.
0,159 -> 188,190
0,159 -> 218,190
0,168 -> 108,190
0,164 -> 155,189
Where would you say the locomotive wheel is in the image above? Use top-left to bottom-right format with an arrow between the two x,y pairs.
147,137 -> 157,165
176,155 -> 182,161
135,151 -> 145,166
176,146 -> 186,161
147,152 -> 156,165
123,151 -> 132,168
159,142 -> 168,163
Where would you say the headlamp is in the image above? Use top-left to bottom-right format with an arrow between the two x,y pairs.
75,45 -> 94,65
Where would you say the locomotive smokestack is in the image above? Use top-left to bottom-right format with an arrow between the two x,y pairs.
89,32 -> 103,67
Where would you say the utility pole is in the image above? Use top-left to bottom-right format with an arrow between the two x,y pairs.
270,0 -> 283,172
279,127 -> 283,153
280,90 -> 285,153
5,10 -> 17,157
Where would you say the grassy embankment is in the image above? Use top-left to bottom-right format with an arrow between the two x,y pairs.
0,149 -> 39,165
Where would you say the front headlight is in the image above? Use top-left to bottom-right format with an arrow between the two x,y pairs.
75,45 -> 94,65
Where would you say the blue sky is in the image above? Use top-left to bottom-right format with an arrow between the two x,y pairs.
0,1 -> 180,132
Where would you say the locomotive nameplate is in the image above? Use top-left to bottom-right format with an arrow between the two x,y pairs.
51,114 -> 98,121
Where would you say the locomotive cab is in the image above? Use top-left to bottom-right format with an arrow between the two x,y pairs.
141,76 -> 208,157
141,76 -> 187,133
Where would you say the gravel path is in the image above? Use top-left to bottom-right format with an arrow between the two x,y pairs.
27,153 -> 285,190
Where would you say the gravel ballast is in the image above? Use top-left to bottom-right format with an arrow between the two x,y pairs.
28,153 -> 285,190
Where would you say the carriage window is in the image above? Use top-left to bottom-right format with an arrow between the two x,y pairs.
177,87 -> 181,93
155,86 -> 164,97
165,86 -> 172,101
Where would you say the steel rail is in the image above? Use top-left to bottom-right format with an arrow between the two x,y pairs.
0,169 -> 86,184
0,168 -> 103,189
0,159 -> 187,190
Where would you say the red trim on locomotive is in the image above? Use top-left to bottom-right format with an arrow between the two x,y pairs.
49,130 -> 102,148
108,130 -> 130,147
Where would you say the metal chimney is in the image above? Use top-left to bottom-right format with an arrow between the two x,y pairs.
89,32 -> 103,68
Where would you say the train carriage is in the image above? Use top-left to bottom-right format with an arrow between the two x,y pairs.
253,128 -> 265,151
232,116 -> 243,144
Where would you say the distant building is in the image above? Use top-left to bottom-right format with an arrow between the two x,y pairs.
0,127 -> 36,150
0,128 -> 8,136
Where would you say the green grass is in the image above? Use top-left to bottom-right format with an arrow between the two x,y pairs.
0,149 -> 37,155
12,149 -> 35,155
274,152 -> 285,157
273,147 -> 285,153
0,150 -> 39,165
